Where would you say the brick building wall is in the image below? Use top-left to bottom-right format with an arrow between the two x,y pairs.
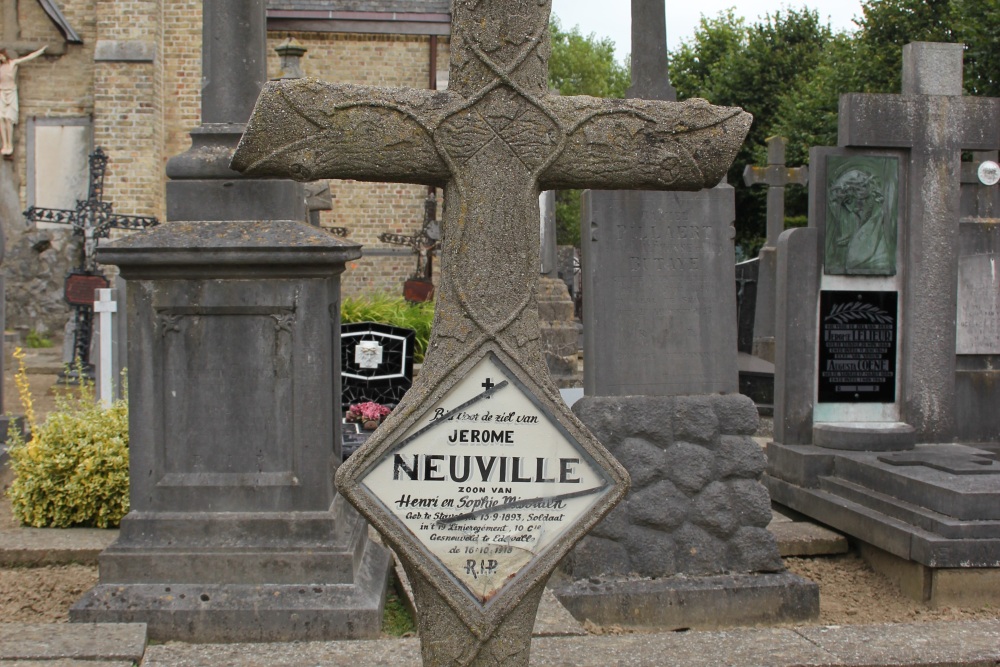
263,31 -> 450,297
2,1 -> 447,334
2,0 -> 95,333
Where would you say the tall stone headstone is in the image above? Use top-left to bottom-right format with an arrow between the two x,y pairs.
768,43 -> 1000,603
233,0 -> 754,661
560,0 -> 817,630
71,0 -> 391,641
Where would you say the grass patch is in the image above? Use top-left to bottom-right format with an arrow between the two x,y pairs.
341,294 -> 434,363
382,575 -> 416,637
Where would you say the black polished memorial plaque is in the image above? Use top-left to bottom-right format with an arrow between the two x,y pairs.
340,322 -> 415,411
818,291 -> 898,403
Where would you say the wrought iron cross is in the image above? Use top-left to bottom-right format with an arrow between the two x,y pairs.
233,0 -> 749,662
25,147 -> 159,272
24,147 -> 158,369
379,189 -> 440,283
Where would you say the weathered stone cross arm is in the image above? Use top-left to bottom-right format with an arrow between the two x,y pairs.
231,79 -> 750,193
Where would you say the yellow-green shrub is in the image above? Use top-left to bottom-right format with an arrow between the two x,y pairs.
6,350 -> 130,528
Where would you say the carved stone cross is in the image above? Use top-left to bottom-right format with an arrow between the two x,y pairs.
233,1 -> 748,664
743,136 -> 808,247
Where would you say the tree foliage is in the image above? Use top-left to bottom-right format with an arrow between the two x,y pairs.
669,0 -> 1000,256
548,16 -> 629,246
545,1 -> 1000,255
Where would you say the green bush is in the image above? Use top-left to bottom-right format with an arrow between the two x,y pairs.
25,330 -> 53,348
342,294 -> 434,363
6,350 -> 130,528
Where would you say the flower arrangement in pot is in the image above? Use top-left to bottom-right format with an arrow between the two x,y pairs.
346,401 -> 392,431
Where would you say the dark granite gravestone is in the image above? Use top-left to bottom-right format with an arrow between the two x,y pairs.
341,321 -> 415,410
734,257 -> 775,412
340,321 -> 416,458
233,0 -> 752,660
742,136 -> 808,362
558,0 -> 816,631
71,0 -> 390,641
767,43 -> 1000,603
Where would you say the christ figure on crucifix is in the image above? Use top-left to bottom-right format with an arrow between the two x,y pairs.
0,45 -> 45,155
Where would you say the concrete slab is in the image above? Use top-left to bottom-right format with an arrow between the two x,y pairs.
769,521 -> 849,557
0,528 -> 117,566
137,620 -> 1000,667
0,623 -> 146,662
533,589 -> 587,637
552,572 -> 818,631
860,541 -> 1000,607
0,662 -> 134,667
796,620 -> 1000,666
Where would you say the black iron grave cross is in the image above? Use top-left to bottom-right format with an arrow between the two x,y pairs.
25,147 -> 159,272
25,147 -> 158,368
233,1 -> 749,663
379,189 -> 441,302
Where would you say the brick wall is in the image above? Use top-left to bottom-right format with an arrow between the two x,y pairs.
3,1 -> 451,332
265,32 -> 451,297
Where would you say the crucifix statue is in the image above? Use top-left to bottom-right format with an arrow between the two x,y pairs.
25,147 -> 158,368
0,44 -> 44,155
233,0 -> 749,662
379,188 -> 440,302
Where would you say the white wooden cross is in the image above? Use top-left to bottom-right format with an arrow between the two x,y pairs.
92,287 -> 117,407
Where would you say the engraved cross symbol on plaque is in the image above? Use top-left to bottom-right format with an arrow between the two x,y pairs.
233,1 -> 749,663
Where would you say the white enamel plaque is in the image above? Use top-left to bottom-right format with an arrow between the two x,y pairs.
361,355 -> 610,604
978,160 -> 1000,186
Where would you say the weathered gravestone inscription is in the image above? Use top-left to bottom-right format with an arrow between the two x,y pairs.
818,290 -> 898,404
233,0 -> 749,661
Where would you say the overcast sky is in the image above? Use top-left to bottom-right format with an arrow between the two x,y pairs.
550,0 -> 866,63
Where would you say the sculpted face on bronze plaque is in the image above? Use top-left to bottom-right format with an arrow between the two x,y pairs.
825,156 -> 899,275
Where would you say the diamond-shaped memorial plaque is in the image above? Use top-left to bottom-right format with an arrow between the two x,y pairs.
359,354 -> 613,604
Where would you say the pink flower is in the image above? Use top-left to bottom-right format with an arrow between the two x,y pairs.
348,401 -> 391,422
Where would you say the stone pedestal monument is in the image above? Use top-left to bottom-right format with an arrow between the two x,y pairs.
767,42 -> 1000,605
233,0 -> 754,662
71,0 -> 391,641
555,0 -> 818,630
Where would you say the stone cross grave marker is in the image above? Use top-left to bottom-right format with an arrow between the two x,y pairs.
838,41 -> 1000,440
742,136 -> 808,360
233,0 -> 749,662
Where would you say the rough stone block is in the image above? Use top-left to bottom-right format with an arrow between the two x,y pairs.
674,524 -> 727,576
663,442 -> 716,495
691,482 -> 740,538
588,501 -> 631,542
621,526 -> 677,578
630,481 -> 689,532
730,479 -> 776,528
560,535 -> 631,580
608,437 -> 667,488
712,393 -> 760,435
673,396 -> 719,445
716,435 -> 767,479
728,527 -> 784,572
